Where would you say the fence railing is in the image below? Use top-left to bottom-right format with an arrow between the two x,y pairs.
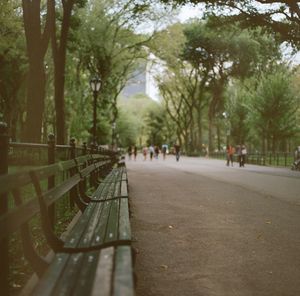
208,151 -> 295,167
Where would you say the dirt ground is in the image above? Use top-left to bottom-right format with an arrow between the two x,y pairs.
127,156 -> 300,296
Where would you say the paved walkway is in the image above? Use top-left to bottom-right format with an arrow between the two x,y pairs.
127,156 -> 300,296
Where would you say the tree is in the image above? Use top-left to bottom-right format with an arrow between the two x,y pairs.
21,0 -> 52,142
117,94 -> 161,147
182,20 -> 281,151
250,67 -> 300,152
49,0 -> 86,144
224,80 -> 251,146
160,0 -> 300,47
0,1 -> 27,140
145,104 -> 170,146
151,23 -> 208,152
73,0 -> 153,144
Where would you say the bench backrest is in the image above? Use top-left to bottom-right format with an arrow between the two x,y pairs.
0,152 -> 116,291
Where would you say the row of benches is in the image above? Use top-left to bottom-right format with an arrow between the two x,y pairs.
0,153 -> 134,295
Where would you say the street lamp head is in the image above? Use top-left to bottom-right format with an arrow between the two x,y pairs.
90,76 -> 101,92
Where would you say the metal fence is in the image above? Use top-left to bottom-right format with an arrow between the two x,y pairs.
208,151 -> 295,167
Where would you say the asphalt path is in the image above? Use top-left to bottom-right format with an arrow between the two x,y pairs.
127,155 -> 300,296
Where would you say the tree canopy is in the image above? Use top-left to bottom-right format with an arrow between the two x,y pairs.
0,0 -> 299,154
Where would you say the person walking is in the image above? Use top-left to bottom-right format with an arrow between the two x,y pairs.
162,144 -> 168,160
226,144 -> 235,167
127,146 -> 132,160
236,145 -> 242,167
241,144 -> 247,167
174,143 -> 180,162
133,145 -> 138,161
149,145 -> 154,161
154,146 -> 159,159
142,146 -> 148,161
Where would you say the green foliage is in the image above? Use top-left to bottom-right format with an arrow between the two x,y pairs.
0,1 -> 27,136
145,103 -> 171,146
183,20 -> 281,79
250,67 -> 300,151
160,1 -> 300,47
224,66 -> 300,152
118,93 -> 159,147
224,80 -> 251,145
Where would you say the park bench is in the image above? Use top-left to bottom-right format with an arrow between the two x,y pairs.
0,152 -> 134,296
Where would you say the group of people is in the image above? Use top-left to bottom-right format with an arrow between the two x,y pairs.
127,144 -> 181,162
226,144 -> 247,167
127,145 -> 138,161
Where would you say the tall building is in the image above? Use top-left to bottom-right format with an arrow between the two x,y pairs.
122,54 -> 162,101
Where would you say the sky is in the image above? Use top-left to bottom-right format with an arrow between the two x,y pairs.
177,3 -> 204,22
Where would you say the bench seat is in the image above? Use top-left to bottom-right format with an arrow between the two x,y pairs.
64,198 -> 131,250
62,166 -> 130,250
32,246 -> 134,296
32,165 -> 133,295
91,167 -> 128,202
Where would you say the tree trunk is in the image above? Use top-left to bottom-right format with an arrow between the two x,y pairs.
23,57 -> 46,142
197,107 -> 203,153
51,1 -> 74,144
54,63 -> 66,144
262,132 -> 266,154
22,0 -> 51,142
217,124 -> 221,151
208,116 -> 214,153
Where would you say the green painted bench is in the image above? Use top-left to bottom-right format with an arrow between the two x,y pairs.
0,153 -> 134,296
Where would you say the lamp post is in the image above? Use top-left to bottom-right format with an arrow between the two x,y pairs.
90,76 -> 101,148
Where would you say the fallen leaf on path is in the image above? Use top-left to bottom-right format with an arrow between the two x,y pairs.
168,225 -> 174,229
257,234 -> 263,239
160,264 -> 168,270
265,221 -> 272,224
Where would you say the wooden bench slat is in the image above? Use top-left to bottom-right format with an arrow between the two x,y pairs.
77,163 -> 94,178
74,155 -> 90,166
64,203 -> 97,248
120,180 -> 128,197
52,252 -> 85,295
119,199 -> 131,241
93,181 -> 116,201
0,198 -> 39,240
91,247 -> 114,296
32,253 -> 70,296
104,199 -> 120,243
91,181 -> 108,200
71,251 -> 100,296
122,171 -> 127,182
43,174 -> 81,206
77,202 -> 105,248
33,161 -> 76,180
113,246 -> 134,296
91,201 -> 112,247
0,171 -> 31,195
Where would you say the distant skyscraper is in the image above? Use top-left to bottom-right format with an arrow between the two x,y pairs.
122,65 -> 146,98
122,54 -> 162,101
